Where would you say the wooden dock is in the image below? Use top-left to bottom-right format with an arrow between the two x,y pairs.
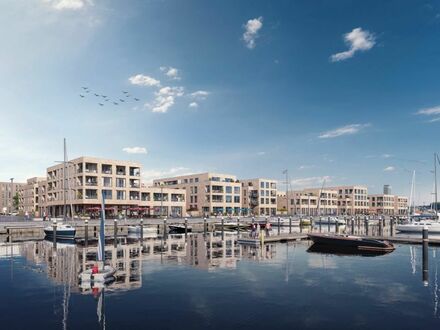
238,233 -> 308,245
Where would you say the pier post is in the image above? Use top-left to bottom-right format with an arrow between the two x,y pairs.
237,217 -> 240,235
390,217 -> 394,236
335,218 -> 339,233
185,218 -> 188,238
365,218 -> 369,236
423,226 -> 429,286
163,218 -> 167,240
52,220 -> 57,249
84,219 -> 89,248
277,217 -> 280,235
221,217 -> 224,240
140,218 -> 144,243
327,216 -> 331,232
289,216 -> 292,234
351,217 -> 354,235
319,217 -> 322,232
379,217 -> 383,237
252,217 -> 255,225
113,219 -> 118,248
204,217 -> 207,236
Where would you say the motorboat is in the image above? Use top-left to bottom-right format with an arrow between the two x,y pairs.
308,233 -> 395,252
214,221 -> 242,231
169,224 -> 192,233
314,217 -> 346,225
44,223 -> 76,239
270,218 -> 300,227
396,221 -> 440,233
307,244 -> 393,257
128,225 -> 157,235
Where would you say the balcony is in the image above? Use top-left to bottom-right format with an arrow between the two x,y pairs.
129,167 -> 141,177
116,166 -> 126,176
102,164 -> 112,175
85,163 -> 98,173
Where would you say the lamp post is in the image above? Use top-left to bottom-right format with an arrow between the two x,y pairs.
9,178 -> 14,214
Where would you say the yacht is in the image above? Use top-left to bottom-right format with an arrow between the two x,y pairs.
396,221 -> 440,233
314,216 -> 346,225
44,224 -> 76,239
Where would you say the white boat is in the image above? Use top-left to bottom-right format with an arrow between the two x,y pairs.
44,223 -> 76,239
396,221 -> 440,233
270,218 -> 300,227
314,217 -> 346,225
127,225 -> 157,238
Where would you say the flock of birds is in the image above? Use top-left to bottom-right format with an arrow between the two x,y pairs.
79,86 -> 140,107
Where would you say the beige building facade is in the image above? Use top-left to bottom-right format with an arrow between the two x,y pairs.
18,177 -> 46,216
0,181 -> 24,214
329,185 -> 369,215
277,188 -> 338,216
369,194 -> 408,216
241,179 -> 277,216
154,173 -> 242,216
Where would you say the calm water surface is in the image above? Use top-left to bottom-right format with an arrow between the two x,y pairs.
1,233 -> 440,330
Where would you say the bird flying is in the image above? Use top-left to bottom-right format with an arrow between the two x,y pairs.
79,95 -> 85,98
134,98 -> 140,101
99,103 -> 104,106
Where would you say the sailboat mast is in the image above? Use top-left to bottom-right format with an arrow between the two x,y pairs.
285,170 -> 289,216
435,153 -> 438,213
63,138 -> 67,221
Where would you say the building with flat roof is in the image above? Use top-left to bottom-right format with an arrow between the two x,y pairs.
153,173 -> 242,216
277,188 -> 338,216
369,194 -> 408,216
18,177 -> 46,216
241,179 -> 277,216
0,181 -> 24,214
328,185 -> 369,215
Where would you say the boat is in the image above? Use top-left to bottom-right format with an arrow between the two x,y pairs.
396,221 -> 440,233
169,224 -> 192,233
300,218 -> 311,226
314,216 -> 345,225
308,233 -> 395,252
79,191 -> 116,283
214,220 -> 241,230
307,244 -> 393,257
44,223 -> 76,239
270,218 -> 300,227
44,138 -> 76,240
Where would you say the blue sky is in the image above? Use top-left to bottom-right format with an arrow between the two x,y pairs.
1,0 -> 440,204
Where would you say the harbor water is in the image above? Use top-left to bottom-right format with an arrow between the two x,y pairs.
1,233 -> 440,329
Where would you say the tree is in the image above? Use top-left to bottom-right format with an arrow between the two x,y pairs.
12,192 -> 19,210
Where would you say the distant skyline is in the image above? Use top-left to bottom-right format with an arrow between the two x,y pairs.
1,0 -> 440,204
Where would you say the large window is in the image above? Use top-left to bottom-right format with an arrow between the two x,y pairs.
234,186 -> 240,194
226,195 -> 232,203
116,190 -> 125,200
225,186 -> 232,194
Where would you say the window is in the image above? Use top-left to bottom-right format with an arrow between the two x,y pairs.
261,198 -> 264,204
234,196 -> 240,203
116,190 -> 125,200
102,177 -> 112,187
225,186 -> 232,194
260,182 -> 264,188
194,186 -> 198,194
266,182 -> 269,188
226,195 -> 232,203
116,178 -> 125,188
234,186 -> 240,194
195,178 -> 199,183
102,189 -> 112,199
190,178 -> 193,183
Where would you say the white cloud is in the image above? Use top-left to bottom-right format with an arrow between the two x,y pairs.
142,167 -> 192,184
415,106 -> 440,123
150,86 -> 184,113
330,27 -> 375,62
189,102 -> 198,108
256,151 -> 266,156
122,147 -> 147,154
129,74 -> 160,87
319,123 -> 370,139
382,154 -> 393,158
190,90 -> 209,100
243,16 -> 263,49
160,66 -> 181,80
44,0 -> 91,10
298,165 -> 316,170
383,166 -> 395,172
291,176 -> 333,188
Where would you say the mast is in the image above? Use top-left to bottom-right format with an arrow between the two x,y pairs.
63,138 -> 67,221
317,178 -> 326,216
436,153 -> 438,213
283,170 -> 289,215
98,190 -> 106,268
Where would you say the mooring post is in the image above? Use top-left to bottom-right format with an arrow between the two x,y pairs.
184,218 -> 188,238
390,217 -> 394,236
140,218 -> 144,243
423,226 -> 429,286
335,218 -> 339,233
277,217 -> 281,235
84,219 -> 89,247
289,216 -> 292,234
351,217 -> 354,235
113,219 -> 118,248
319,217 -> 322,232
237,216 -> 240,235
379,216 -> 383,237
365,218 -> 369,236
163,218 -> 167,240
221,216 -> 224,240
252,217 -> 255,225
52,220 -> 57,249
203,217 -> 207,236
327,216 -> 331,232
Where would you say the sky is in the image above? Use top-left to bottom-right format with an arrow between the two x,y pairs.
1,0 -> 440,204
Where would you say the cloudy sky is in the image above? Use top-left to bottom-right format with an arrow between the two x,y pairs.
1,0 -> 440,204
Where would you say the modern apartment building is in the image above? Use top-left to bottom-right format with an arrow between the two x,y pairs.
241,179 -> 277,216
18,177 -> 46,216
277,188 -> 338,216
329,185 -> 369,215
369,191 -> 408,216
153,173 -> 242,216
45,156 -> 186,218
0,181 -> 24,214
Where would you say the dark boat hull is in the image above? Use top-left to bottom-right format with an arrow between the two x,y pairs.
169,225 -> 192,233
308,233 -> 394,252
307,244 -> 393,257
44,229 -> 76,239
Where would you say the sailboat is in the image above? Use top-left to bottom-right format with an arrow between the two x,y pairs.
397,169 -> 440,233
80,191 -> 116,283
44,138 -> 76,239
